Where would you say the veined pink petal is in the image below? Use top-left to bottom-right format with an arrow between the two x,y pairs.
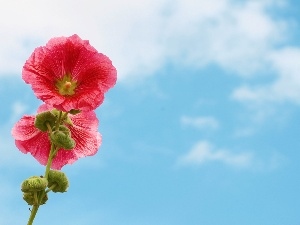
15,133 -> 51,166
69,110 -> 99,131
11,116 -> 40,140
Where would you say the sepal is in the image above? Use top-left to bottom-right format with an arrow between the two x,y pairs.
51,109 -> 73,125
69,109 -> 81,115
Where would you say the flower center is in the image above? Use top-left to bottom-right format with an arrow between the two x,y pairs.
56,75 -> 77,96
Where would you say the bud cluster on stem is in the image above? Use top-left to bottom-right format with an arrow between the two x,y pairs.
23,109 -> 73,225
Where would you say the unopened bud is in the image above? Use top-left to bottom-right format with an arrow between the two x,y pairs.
21,176 -> 48,193
50,126 -> 75,150
48,170 -> 69,193
35,111 -> 57,131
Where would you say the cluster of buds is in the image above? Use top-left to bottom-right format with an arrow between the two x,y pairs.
21,170 -> 69,206
35,109 -> 76,150
21,109 -> 71,206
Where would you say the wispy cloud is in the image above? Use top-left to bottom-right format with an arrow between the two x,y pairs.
178,141 -> 253,168
177,140 -> 284,171
181,116 -> 219,130
232,47 -> 300,105
0,0 -> 294,83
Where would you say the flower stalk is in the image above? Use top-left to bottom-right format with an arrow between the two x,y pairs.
26,145 -> 57,224
26,110 -> 67,224
27,205 -> 39,225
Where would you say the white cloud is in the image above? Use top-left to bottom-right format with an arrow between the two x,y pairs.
0,0 -> 291,83
181,116 -> 219,130
161,0 -> 288,75
232,47 -> 300,105
178,141 -> 253,168
0,0 -> 167,81
177,140 -> 285,171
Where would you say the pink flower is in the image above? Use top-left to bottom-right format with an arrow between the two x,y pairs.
11,105 -> 102,170
22,34 -> 117,112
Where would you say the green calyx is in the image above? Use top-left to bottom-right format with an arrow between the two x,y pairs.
50,125 -> 75,150
51,109 -> 73,125
21,176 -> 48,193
47,170 -> 69,193
55,74 -> 77,96
23,191 -> 48,205
34,111 -> 57,132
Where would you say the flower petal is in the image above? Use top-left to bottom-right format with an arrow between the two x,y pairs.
15,132 -> 51,166
11,116 -> 39,140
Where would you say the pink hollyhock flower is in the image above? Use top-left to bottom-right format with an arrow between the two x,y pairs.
11,105 -> 102,170
23,34 -> 117,112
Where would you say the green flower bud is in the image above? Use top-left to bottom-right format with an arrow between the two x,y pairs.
21,176 -> 48,193
50,128 -> 75,150
34,111 -> 57,131
23,191 -> 48,205
48,170 -> 69,193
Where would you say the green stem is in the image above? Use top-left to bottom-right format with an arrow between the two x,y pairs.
46,122 -> 52,133
55,111 -> 62,131
44,144 -> 58,179
26,143 -> 58,225
27,205 -> 39,225
46,183 -> 57,193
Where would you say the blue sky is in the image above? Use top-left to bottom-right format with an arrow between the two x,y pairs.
0,0 -> 300,224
